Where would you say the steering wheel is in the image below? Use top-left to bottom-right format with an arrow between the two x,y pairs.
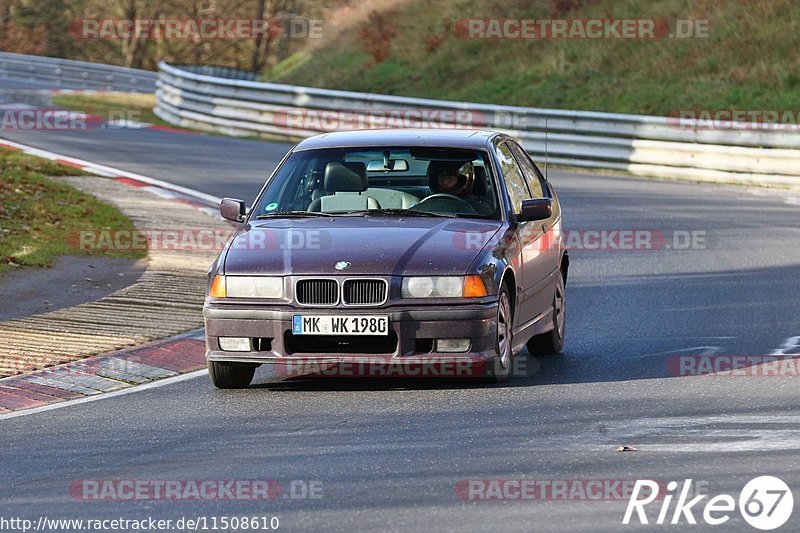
412,193 -> 477,213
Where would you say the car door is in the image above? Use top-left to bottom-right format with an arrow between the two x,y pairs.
508,141 -> 561,275
494,141 -> 551,330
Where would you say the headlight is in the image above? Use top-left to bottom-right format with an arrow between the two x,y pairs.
210,275 -> 284,298
402,276 -> 465,298
434,276 -> 463,297
403,277 -> 436,298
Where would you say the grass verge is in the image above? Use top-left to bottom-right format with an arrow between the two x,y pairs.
268,0 -> 800,116
0,148 -> 146,274
51,92 -> 162,124
51,92 -> 276,142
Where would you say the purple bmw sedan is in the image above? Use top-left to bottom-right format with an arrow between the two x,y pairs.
204,129 -> 568,388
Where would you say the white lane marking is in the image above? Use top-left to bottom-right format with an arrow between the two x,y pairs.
639,337 -> 736,340
746,188 -> 800,205
580,414 -> 800,453
628,345 -> 721,360
0,137 -> 221,206
771,336 -> 800,356
0,369 -> 207,422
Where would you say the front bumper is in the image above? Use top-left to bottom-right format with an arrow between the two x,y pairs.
203,303 -> 499,366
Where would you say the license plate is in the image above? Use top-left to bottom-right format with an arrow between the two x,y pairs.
292,315 -> 389,336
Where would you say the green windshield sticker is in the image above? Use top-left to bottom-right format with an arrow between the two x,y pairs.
265,202 -> 279,211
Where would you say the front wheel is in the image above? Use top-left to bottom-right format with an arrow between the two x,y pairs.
208,361 -> 256,389
489,285 -> 514,383
526,269 -> 566,356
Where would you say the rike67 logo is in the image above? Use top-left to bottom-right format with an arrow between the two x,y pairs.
623,477 -> 793,530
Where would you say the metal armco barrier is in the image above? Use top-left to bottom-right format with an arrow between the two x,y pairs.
0,51 -> 156,92
155,62 -> 800,186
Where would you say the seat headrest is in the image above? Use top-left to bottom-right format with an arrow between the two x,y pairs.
472,165 -> 488,196
324,162 -> 368,192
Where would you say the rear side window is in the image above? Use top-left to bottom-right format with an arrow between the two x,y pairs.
508,142 -> 547,198
495,143 -> 531,213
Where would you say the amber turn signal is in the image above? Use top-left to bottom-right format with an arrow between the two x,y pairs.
463,275 -> 488,298
209,275 -> 226,298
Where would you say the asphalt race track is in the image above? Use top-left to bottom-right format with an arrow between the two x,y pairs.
2,88 -> 800,531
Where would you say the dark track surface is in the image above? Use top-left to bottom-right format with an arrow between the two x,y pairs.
2,92 -> 800,532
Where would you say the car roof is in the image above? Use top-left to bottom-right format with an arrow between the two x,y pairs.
293,129 -> 504,151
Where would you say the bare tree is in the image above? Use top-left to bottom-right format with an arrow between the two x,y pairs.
0,0 -> 10,42
250,0 -> 266,72
1,0 -> 328,74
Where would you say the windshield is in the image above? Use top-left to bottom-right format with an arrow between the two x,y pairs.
251,147 -> 500,219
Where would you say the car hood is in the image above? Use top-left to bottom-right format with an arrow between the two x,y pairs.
222,217 -> 502,276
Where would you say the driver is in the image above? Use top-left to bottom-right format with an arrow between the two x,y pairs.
427,161 -> 493,215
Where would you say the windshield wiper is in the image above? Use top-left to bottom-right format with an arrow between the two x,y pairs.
255,211 -> 340,219
354,208 -> 456,218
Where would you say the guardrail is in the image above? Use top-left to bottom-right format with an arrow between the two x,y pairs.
154,61 -> 800,186
0,51 -> 156,92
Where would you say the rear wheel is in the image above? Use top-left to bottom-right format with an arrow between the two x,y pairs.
526,269 -> 566,356
208,361 -> 256,389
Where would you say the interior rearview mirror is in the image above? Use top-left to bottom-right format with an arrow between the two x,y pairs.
220,197 -> 246,222
367,159 -> 409,172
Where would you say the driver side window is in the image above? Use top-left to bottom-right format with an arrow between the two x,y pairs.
495,143 -> 531,213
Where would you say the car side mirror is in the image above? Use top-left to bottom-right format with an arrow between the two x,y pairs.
220,198 -> 246,222
518,198 -> 552,222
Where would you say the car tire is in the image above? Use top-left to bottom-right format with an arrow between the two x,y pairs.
489,284 -> 514,383
526,269 -> 566,356
208,361 -> 256,389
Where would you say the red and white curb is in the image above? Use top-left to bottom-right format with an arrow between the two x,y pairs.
0,331 -> 207,419
0,137 -> 222,218
0,137 -> 238,417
